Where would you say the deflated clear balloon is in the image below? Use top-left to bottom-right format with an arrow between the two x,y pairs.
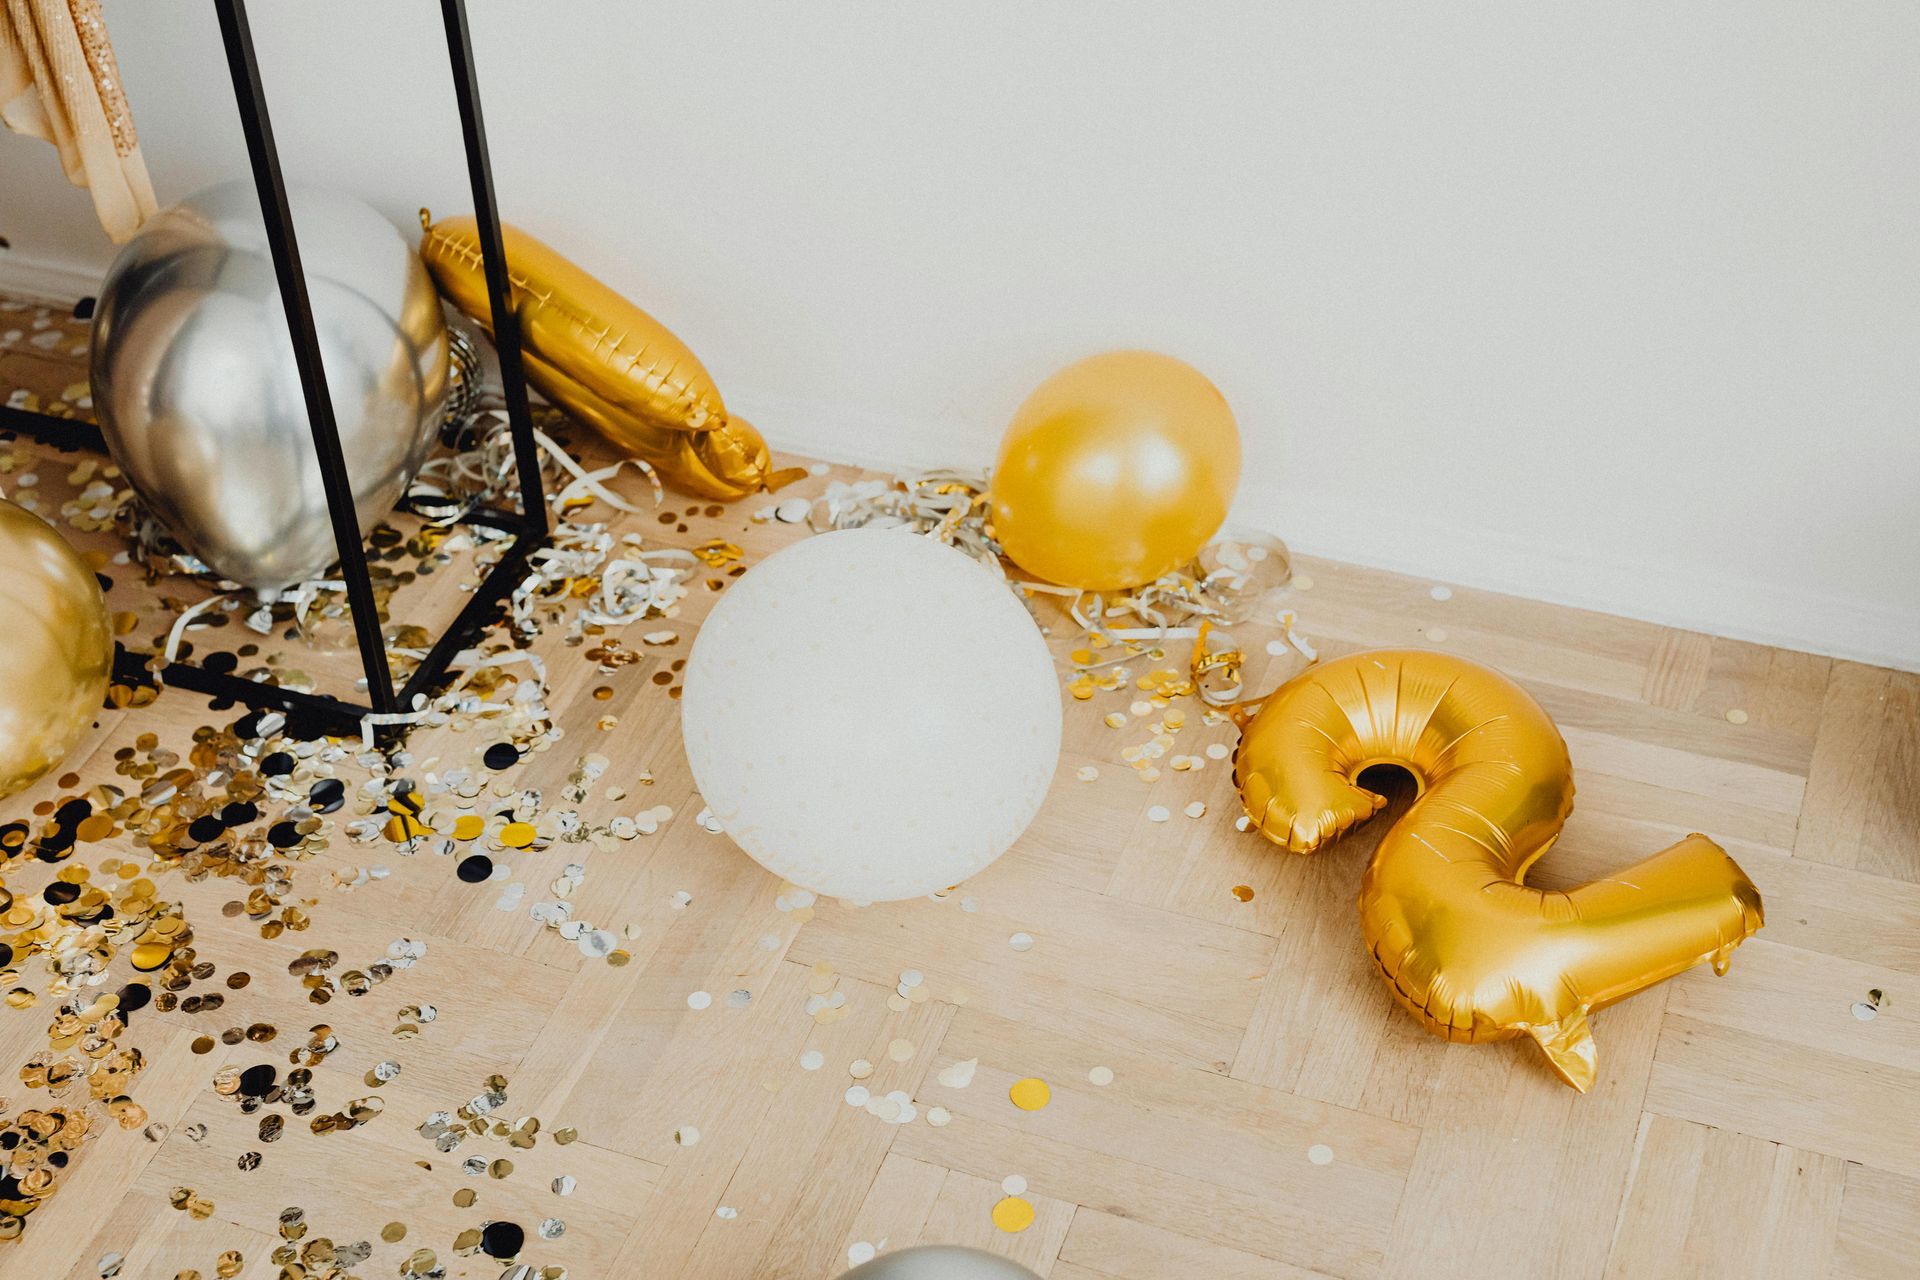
91,180 -> 449,592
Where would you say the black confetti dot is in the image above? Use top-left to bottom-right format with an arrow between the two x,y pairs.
237,1064 -> 277,1097
52,798 -> 90,830
260,752 -> 294,777
219,801 -> 260,827
0,943 -> 12,968
456,855 -> 493,884
480,1221 -> 525,1259
308,779 -> 346,813
267,822 -> 303,849
187,815 -> 227,844
483,743 -> 519,771
116,981 -> 151,1012
202,651 -> 239,675
233,711 -> 268,740
41,881 -> 80,906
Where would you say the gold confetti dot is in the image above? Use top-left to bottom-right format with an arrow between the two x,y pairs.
1009,1077 -> 1051,1111
1232,884 -> 1255,903
381,1222 -> 407,1243
992,1196 -> 1036,1233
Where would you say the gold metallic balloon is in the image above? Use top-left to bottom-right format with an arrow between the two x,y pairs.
990,350 -> 1240,591
418,212 -> 771,500
0,499 -> 114,801
1233,650 -> 1764,1091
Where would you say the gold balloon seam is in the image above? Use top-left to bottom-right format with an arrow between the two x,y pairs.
1232,650 -> 1764,1091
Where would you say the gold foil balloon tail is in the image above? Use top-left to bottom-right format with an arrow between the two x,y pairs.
419,211 -> 768,499
1233,649 -> 1764,1090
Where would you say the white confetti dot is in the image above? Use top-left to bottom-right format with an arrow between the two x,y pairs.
676,1126 -> 701,1146
848,1242 -> 877,1266
1088,1066 -> 1114,1086
1307,1143 -> 1334,1165
1852,1000 -> 1880,1022
938,1058 -> 978,1089
849,1059 -> 874,1079
775,497 -> 812,523
1184,801 -> 1207,819
1076,764 -> 1099,782
1002,1174 -> 1028,1196
1206,743 -> 1230,759
1293,574 -> 1315,591
1726,708 -> 1749,725
1008,932 -> 1034,952
1430,585 -> 1452,601
687,991 -> 712,1010
927,1105 -> 952,1127
1147,805 -> 1171,822
845,1085 -> 871,1107
800,1050 -> 825,1070
715,1205 -> 738,1219
1427,627 -> 1448,643
1266,639 -> 1288,656
899,970 -> 923,988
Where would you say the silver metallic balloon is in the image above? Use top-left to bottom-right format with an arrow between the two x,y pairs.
90,180 -> 448,592
839,1246 -> 1042,1280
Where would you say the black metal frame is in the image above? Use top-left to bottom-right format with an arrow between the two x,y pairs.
0,0 -> 548,739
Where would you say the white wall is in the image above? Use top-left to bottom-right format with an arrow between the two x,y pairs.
4,2 -> 1916,670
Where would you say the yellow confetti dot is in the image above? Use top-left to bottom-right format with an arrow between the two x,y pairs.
452,815 -> 485,841
1232,884 -> 1255,902
1008,1077 -> 1050,1111
500,822 -> 537,849
992,1195 -> 1036,1233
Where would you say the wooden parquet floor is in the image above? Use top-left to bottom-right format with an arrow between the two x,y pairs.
0,293 -> 1915,1279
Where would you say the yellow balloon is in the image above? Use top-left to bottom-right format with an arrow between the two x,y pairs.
1233,650 -> 1764,1091
990,351 -> 1240,591
418,213 -> 772,500
0,499 -> 113,801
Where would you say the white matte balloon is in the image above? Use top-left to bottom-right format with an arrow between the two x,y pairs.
681,529 -> 1061,901
838,1245 -> 1042,1280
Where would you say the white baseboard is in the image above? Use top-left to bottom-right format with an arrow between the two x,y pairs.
739,392 -> 1920,675
0,254 -> 99,306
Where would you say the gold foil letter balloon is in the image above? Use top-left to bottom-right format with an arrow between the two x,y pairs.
990,350 -> 1240,591
418,213 -> 771,500
1233,650 -> 1763,1090
0,499 -> 114,801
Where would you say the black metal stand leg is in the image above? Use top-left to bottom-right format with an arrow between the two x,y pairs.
3,0 -> 553,742
441,0 -> 547,539
214,0 -> 400,718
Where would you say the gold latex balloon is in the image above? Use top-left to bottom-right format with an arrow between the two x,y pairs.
418,212 -> 772,500
990,350 -> 1240,591
1233,650 -> 1764,1091
0,498 -> 114,801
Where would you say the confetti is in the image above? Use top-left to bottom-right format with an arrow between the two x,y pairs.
992,1196 -> 1036,1233
938,1058 -> 979,1089
1088,1066 -> 1114,1086
1308,1143 -> 1335,1165
1009,1077 -> 1051,1111
1008,932 -> 1034,953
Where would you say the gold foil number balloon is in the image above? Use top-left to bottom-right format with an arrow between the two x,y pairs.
418,213 -> 771,500
990,350 -> 1240,591
0,499 -> 114,801
1233,650 -> 1764,1090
